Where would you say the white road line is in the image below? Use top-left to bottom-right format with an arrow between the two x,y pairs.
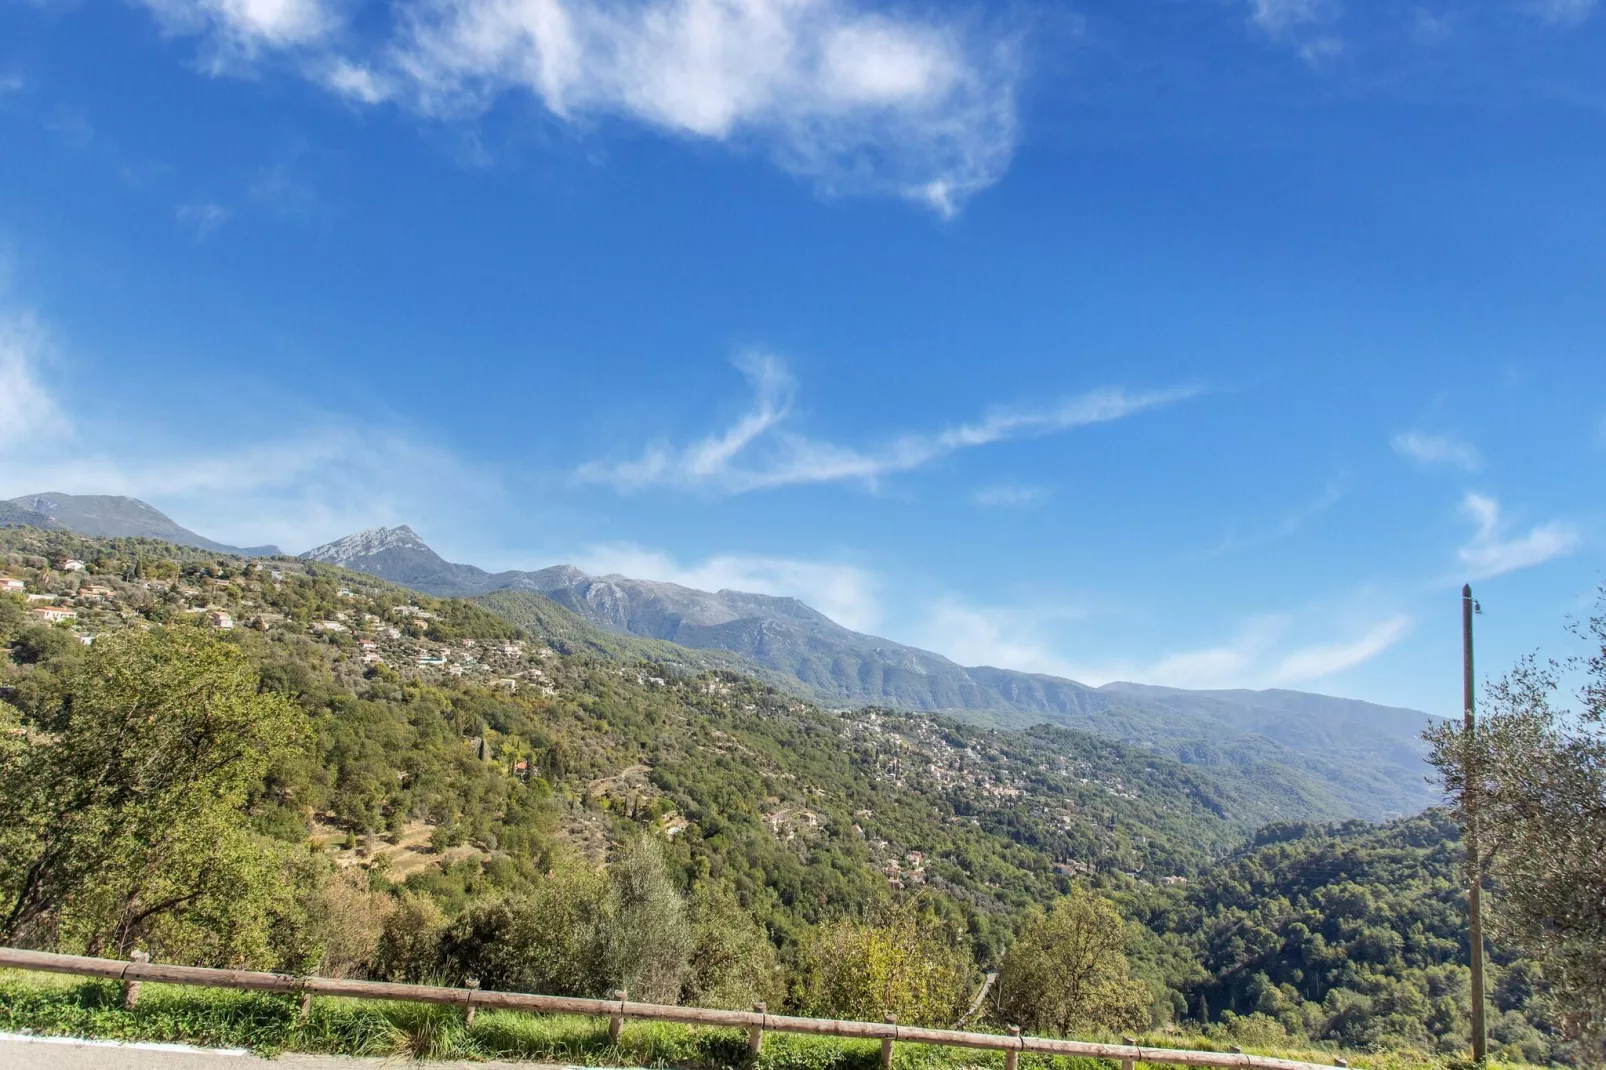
0,1032 -> 250,1056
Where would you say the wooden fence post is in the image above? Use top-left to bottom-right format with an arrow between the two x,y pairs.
881,1014 -> 897,1070
748,1002 -> 766,1056
122,951 -> 149,1009
1123,1035 -> 1138,1070
609,989 -> 626,1044
298,989 -> 313,1021
465,978 -> 480,1026
1005,1025 -> 1021,1070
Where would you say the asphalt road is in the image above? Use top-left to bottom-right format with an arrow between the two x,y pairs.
0,1034 -> 570,1070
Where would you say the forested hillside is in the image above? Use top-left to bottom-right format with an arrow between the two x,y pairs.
0,529 -> 1568,1063
1124,813 -> 1569,1064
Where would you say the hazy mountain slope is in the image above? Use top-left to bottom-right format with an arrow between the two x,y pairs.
0,501 -> 67,530
8,493 -> 279,555
303,526 -> 1442,820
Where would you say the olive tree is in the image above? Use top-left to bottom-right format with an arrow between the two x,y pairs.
796,907 -> 973,1026
997,885 -> 1151,1037
0,625 -> 307,963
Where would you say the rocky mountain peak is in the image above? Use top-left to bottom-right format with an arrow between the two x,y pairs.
301,526 -> 432,566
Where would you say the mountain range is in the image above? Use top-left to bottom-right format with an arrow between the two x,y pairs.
3,493 -> 280,556
0,495 -> 1444,820
301,525 -> 1443,820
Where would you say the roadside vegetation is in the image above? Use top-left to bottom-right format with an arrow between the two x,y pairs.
0,971 -> 1534,1070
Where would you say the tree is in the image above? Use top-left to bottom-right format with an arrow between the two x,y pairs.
0,625 -> 307,961
796,906 -> 973,1026
606,836 -> 692,1004
681,879 -> 781,1009
1426,590 -> 1606,1062
997,885 -> 1151,1037
439,865 -> 612,996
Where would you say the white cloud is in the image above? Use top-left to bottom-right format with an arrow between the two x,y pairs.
0,297 -> 496,553
136,0 -> 1023,214
569,542 -> 881,632
1391,430 -> 1480,471
577,353 -> 1198,494
1267,615 -> 1411,683
1457,492 -> 1580,579
1528,0 -> 1596,25
1246,0 -> 1342,65
1090,613 -> 1412,690
1249,0 -> 1333,33
326,60 -> 390,103
917,599 -> 1079,677
142,0 -> 336,52
2,422 -> 491,554
920,594 -> 1410,690
973,483 -> 1050,508
0,314 -> 67,449
176,201 -> 231,239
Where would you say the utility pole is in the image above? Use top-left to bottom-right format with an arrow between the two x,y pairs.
1463,583 -> 1487,1065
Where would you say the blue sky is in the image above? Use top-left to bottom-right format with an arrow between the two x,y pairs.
1,0 -> 1604,716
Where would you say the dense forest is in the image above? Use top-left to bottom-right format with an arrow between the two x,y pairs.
0,529 -> 1579,1064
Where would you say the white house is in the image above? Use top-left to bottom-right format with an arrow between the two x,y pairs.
0,577 -> 25,593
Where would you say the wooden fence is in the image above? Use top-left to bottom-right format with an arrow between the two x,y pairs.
0,947 -> 1344,1070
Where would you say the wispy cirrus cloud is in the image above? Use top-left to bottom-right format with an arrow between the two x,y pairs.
577,353 -> 1199,495
1209,478 -> 1347,556
1090,614 -> 1410,689
917,595 -> 1411,688
176,201 -> 230,239
1391,430 -> 1480,471
973,483 -> 1051,509
1527,0 -> 1597,25
1457,492 -> 1580,579
133,0 -> 1024,214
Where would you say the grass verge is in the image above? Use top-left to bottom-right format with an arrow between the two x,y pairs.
0,971 -> 1520,1070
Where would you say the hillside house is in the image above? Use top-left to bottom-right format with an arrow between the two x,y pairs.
206,610 -> 235,630
25,593 -> 56,603
0,577 -> 24,593
311,620 -> 345,632
61,559 -> 86,571
79,584 -> 114,598
32,606 -> 77,624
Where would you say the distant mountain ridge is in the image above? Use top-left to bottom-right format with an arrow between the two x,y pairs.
303,525 -> 1444,820
4,493 -> 280,556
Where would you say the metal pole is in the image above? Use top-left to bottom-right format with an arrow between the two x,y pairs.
1463,583 -> 1486,1064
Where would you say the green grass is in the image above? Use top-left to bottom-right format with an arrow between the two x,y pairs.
0,971 -> 1534,1070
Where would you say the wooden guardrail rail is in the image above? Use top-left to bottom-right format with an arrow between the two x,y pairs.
0,947 -> 1344,1070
